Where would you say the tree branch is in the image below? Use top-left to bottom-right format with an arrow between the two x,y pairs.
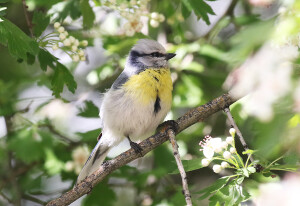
168,129 -> 192,206
224,107 -> 254,162
46,93 -> 236,206
22,0 -> 33,37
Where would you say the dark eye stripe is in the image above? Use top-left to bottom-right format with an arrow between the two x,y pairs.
130,50 -> 165,58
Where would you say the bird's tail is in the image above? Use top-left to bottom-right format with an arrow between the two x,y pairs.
76,134 -> 110,184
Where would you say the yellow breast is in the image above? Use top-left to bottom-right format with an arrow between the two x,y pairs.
122,68 -> 173,106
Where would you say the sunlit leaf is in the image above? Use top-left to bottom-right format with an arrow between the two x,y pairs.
78,101 -> 99,118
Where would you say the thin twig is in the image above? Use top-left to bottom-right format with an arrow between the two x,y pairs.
23,194 -> 47,205
224,107 -> 254,163
46,93 -> 235,206
168,129 -> 192,206
22,0 -> 33,37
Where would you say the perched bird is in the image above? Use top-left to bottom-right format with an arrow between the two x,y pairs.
77,39 -> 176,183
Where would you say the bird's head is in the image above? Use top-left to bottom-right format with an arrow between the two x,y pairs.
127,39 -> 176,71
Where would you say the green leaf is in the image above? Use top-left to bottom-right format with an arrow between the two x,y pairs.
181,2 -> 192,19
0,18 -> 39,61
80,0 -> 95,28
32,11 -> 50,37
8,128 -> 45,163
83,180 -> 116,206
51,62 -> 77,97
242,168 -> 249,177
169,158 -> 203,174
38,48 -> 57,71
78,101 -> 100,118
182,0 -> 215,25
50,0 -> 81,22
77,128 -> 101,143
198,176 -> 231,200
269,164 -> 300,171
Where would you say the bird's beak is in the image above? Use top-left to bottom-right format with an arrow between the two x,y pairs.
165,53 -> 176,60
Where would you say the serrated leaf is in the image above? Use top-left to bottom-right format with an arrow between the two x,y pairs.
0,18 -> 39,61
32,11 -> 50,37
198,176 -> 231,200
189,0 -> 215,25
169,158 -> 203,174
78,101 -> 99,118
80,0 -> 95,28
51,62 -> 77,97
38,48 -> 57,71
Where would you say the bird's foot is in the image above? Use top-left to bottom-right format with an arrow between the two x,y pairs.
158,120 -> 179,134
127,137 -> 143,156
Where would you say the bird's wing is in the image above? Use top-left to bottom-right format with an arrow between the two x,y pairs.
111,72 -> 129,89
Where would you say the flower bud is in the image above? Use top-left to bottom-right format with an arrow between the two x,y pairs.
71,45 -> 78,52
229,128 -> 236,137
223,151 -> 231,159
54,22 -> 61,29
59,33 -> 66,40
150,19 -> 159,28
158,14 -> 165,22
151,12 -> 159,20
201,158 -> 211,167
230,147 -> 236,153
63,39 -> 71,46
57,26 -> 65,33
52,44 -> 59,50
226,136 -> 234,145
221,141 -> 228,149
72,54 -> 79,62
78,49 -> 85,56
213,164 -> 222,173
80,56 -> 86,61
221,161 -> 229,168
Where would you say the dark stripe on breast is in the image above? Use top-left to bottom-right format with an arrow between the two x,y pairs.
154,95 -> 161,114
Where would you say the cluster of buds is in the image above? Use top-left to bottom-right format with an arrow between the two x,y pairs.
200,128 -> 237,173
104,0 -> 165,36
38,22 -> 88,62
65,146 -> 90,174
52,22 -> 88,62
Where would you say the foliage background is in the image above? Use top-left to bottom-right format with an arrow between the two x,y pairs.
0,0 -> 300,205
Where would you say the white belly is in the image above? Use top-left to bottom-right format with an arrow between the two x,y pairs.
100,88 -> 171,143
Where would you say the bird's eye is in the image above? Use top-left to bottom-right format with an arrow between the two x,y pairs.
151,52 -> 162,57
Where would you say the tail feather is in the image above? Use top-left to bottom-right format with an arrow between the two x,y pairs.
76,139 -> 110,184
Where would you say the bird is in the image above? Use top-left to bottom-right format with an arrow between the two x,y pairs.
77,39 -> 176,183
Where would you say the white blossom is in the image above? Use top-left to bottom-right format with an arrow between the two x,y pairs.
71,45 -> 78,52
200,137 -> 223,158
213,164 -> 222,173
